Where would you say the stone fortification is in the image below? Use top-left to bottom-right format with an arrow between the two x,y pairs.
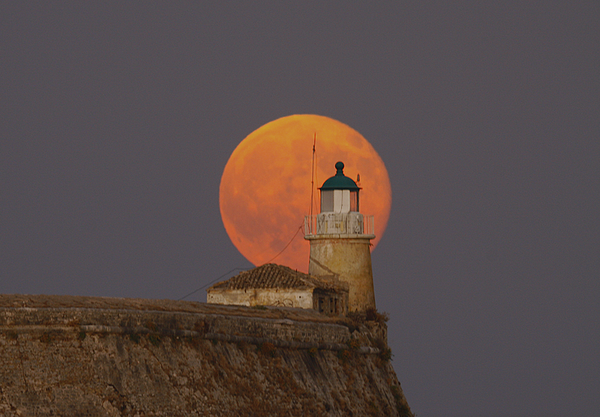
0,294 -> 412,416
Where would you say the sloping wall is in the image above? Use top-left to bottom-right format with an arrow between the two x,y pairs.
0,295 -> 412,416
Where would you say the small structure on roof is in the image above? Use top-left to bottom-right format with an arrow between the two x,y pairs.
206,263 -> 348,315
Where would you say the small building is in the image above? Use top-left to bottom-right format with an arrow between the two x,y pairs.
206,263 -> 348,315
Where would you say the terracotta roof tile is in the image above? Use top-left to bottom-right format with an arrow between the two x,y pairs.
208,264 -> 341,291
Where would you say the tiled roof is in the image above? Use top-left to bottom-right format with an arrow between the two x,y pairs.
208,263 -> 340,291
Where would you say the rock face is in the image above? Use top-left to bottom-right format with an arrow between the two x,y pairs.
0,295 -> 412,417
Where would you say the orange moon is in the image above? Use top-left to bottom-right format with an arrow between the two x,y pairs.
219,114 -> 392,273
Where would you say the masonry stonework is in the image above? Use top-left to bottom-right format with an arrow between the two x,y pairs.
0,295 -> 412,416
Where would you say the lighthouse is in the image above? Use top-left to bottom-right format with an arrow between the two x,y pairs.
305,161 -> 376,312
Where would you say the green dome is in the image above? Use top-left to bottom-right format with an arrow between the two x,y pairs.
319,162 -> 360,191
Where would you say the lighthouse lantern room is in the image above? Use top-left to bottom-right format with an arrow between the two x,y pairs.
320,161 -> 359,212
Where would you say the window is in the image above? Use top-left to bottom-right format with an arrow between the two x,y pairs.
350,190 -> 359,212
321,190 -> 334,212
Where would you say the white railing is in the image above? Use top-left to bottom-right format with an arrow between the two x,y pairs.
304,213 -> 374,237
304,215 -> 317,236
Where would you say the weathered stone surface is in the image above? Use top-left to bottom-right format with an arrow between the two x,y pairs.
207,263 -> 349,314
307,236 -> 376,312
0,294 -> 412,416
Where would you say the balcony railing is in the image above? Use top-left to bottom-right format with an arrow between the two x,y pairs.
304,213 -> 374,237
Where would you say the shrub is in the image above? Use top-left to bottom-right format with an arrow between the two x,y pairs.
368,400 -> 379,415
337,349 -> 351,362
345,308 -> 389,331
373,338 -> 393,362
365,307 -> 389,323
390,384 -> 414,417
347,338 -> 361,350
236,340 -> 249,352
259,342 -> 276,357
379,347 -> 393,362
193,321 -> 207,334
148,334 -> 161,347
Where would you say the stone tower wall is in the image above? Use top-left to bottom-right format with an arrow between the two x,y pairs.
308,236 -> 376,312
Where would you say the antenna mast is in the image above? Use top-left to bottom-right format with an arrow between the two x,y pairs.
310,133 -> 316,219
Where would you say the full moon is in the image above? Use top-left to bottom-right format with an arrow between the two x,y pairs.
220,114 -> 392,273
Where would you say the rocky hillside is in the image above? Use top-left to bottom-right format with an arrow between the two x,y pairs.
0,294 -> 412,416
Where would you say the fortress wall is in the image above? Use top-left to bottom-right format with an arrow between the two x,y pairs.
0,295 -> 412,417
0,306 -> 351,347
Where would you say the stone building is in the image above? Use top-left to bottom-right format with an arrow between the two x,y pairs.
207,263 -> 348,315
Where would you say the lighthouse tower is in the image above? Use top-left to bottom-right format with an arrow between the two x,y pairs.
305,161 -> 376,312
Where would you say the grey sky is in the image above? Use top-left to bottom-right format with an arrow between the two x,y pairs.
1,2 -> 599,416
